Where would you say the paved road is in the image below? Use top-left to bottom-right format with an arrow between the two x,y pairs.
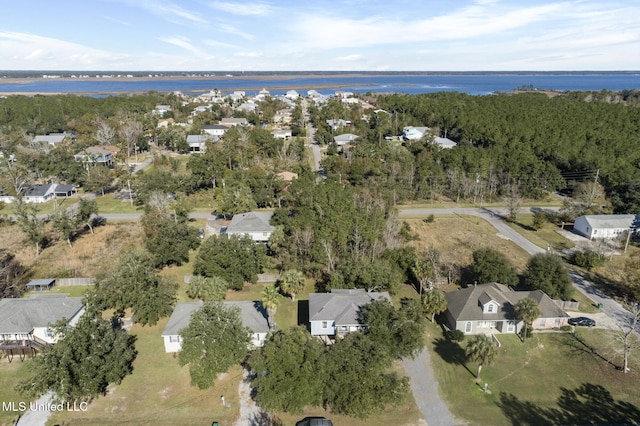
399,206 -> 636,331
16,392 -> 53,426
401,349 -> 457,426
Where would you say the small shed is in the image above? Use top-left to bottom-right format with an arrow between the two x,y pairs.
26,278 -> 56,292
573,214 -> 638,240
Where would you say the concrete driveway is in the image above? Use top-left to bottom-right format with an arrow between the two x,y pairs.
566,311 -> 620,330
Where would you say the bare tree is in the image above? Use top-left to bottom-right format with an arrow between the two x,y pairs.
119,119 -> 143,159
95,119 -> 116,146
502,182 -> 522,223
610,300 -> 640,373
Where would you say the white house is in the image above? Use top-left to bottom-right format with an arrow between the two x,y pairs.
219,117 -> 248,127
308,289 -> 391,339
22,183 -> 57,204
333,133 -> 359,146
186,134 -> 218,153
573,214 -> 638,240
0,295 -> 84,361
402,126 -> 430,140
225,211 -> 274,242
272,129 -> 292,140
434,136 -> 457,149
161,301 -> 270,353
202,124 -> 229,136
32,132 -> 73,151
153,105 -> 172,116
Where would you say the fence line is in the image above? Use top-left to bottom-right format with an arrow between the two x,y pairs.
56,278 -> 94,286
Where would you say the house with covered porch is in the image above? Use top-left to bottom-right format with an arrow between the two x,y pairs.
0,294 -> 84,361
444,283 -> 569,335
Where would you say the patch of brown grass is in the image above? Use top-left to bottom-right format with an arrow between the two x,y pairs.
0,221 -> 143,279
404,216 -> 531,283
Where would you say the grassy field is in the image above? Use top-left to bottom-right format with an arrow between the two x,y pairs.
0,359 -> 34,426
427,321 -> 640,425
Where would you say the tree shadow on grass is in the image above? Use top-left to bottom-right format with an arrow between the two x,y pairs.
555,331 -> 622,370
497,383 -> 640,426
432,337 -> 475,378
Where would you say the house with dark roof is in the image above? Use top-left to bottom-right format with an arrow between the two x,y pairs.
161,301 -> 270,353
308,289 -> 391,339
74,146 -> 113,164
573,214 -> 639,240
444,283 -> 569,335
225,211 -> 274,242
0,295 -> 84,361
22,183 -> 57,203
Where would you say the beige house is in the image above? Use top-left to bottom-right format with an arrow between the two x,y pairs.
445,283 -> 569,335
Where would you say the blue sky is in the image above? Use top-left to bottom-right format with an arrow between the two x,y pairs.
1,0 -> 639,71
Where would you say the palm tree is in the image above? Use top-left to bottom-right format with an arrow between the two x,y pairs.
278,269 -> 305,301
422,288 -> 447,322
465,334 -> 498,382
262,285 -> 282,330
514,297 -> 541,342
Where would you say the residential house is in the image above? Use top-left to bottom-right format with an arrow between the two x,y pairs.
74,146 -> 113,164
573,214 -> 639,240
0,294 -> 84,361
153,105 -> 172,116
272,129 -> 292,140
284,90 -> 300,100
236,101 -> 258,113
32,132 -> 74,151
225,211 -> 274,242
434,136 -> 457,149
444,283 -> 569,335
273,109 -> 292,124
186,134 -> 218,153
191,105 -> 211,116
326,119 -> 351,131
333,133 -> 359,146
308,289 -> 392,339
256,88 -> 271,101
228,91 -> 246,102
202,124 -> 229,137
219,117 -> 248,127
402,126 -> 430,140
22,183 -> 57,204
161,301 -> 270,353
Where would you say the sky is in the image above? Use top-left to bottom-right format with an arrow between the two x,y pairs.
1,0 -> 639,71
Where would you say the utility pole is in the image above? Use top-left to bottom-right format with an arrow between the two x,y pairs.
590,168 -> 600,205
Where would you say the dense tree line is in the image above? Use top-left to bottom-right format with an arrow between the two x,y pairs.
249,298 -> 424,417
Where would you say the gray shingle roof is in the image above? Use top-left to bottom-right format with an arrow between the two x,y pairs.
227,211 -> 274,235
161,301 -> 269,336
0,295 -> 83,334
309,289 -> 392,326
445,283 -> 568,322
579,214 -> 637,230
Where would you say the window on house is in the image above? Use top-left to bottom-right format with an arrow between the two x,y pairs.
465,322 -> 472,333
45,328 -> 54,338
507,321 -> 515,332
321,321 -> 328,328
539,318 -> 546,327
555,318 -> 561,327
487,304 -> 495,313
169,335 -> 181,343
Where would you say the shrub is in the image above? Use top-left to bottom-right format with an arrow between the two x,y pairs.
572,249 -> 606,270
449,329 -> 465,342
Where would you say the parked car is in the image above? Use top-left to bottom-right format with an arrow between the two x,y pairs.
296,418 -> 333,426
568,317 -> 596,327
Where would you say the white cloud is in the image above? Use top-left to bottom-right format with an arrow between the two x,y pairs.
157,36 -> 202,55
112,0 -> 207,24
234,51 -> 263,58
104,16 -> 131,26
334,54 -> 363,62
209,1 -> 273,16
217,23 -> 255,40
0,31 -> 129,69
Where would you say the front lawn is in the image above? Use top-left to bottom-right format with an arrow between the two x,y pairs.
0,359 -> 34,426
428,322 -> 640,425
